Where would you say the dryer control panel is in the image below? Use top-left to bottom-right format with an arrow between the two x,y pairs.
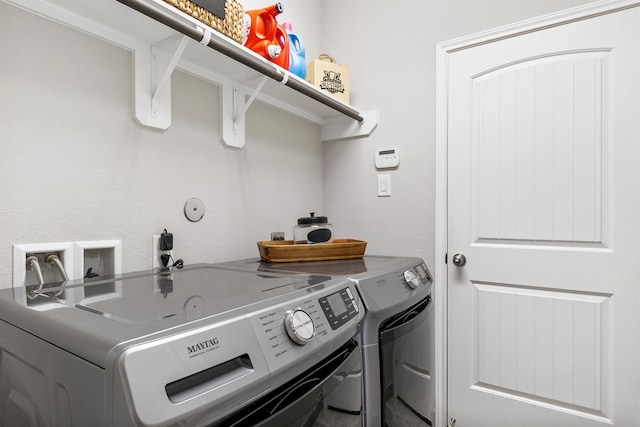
354,261 -> 433,314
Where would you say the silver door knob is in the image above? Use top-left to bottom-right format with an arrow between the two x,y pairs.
452,253 -> 466,267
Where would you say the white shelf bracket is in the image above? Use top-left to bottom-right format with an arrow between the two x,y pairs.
131,35 -> 190,130
321,109 -> 380,142
234,75 -> 268,124
152,35 -> 189,111
221,82 -> 244,148
221,76 -> 268,149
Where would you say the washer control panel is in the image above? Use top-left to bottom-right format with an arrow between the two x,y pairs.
318,287 -> 359,330
250,284 -> 362,372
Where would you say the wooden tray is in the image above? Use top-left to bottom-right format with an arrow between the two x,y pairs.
257,239 -> 367,263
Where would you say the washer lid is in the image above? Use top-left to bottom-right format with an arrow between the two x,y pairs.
0,264 -> 340,366
41,265 -> 332,325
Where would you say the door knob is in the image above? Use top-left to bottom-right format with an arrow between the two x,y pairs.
452,253 -> 466,267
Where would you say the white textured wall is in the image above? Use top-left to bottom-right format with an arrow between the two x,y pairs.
0,3 -> 323,289
0,0 -> 595,289
321,0 -> 594,270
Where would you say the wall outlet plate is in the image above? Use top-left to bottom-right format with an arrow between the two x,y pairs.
152,235 -> 161,269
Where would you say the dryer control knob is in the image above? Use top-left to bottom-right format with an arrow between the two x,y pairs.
284,309 -> 315,345
403,269 -> 420,289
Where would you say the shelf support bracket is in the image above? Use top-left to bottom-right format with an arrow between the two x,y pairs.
131,35 -> 190,130
152,35 -> 189,111
321,110 -> 380,142
221,82 -> 244,148
150,35 -> 189,122
234,75 -> 268,124
221,76 -> 268,149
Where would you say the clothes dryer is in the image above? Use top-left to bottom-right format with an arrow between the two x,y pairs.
222,256 -> 435,427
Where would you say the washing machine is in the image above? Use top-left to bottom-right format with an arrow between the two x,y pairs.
0,263 -> 364,426
222,255 -> 435,427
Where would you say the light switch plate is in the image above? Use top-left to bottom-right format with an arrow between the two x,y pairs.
378,174 -> 391,197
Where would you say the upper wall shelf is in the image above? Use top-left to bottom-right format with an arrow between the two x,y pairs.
3,0 -> 378,147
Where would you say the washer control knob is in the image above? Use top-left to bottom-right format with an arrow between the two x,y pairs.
284,309 -> 315,345
403,269 -> 420,289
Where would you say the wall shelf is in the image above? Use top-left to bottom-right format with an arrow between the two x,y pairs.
3,0 -> 378,147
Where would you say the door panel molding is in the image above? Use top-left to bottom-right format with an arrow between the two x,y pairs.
471,51 -> 609,245
471,282 -> 610,418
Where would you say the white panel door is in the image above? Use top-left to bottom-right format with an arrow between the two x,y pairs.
446,5 -> 640,426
